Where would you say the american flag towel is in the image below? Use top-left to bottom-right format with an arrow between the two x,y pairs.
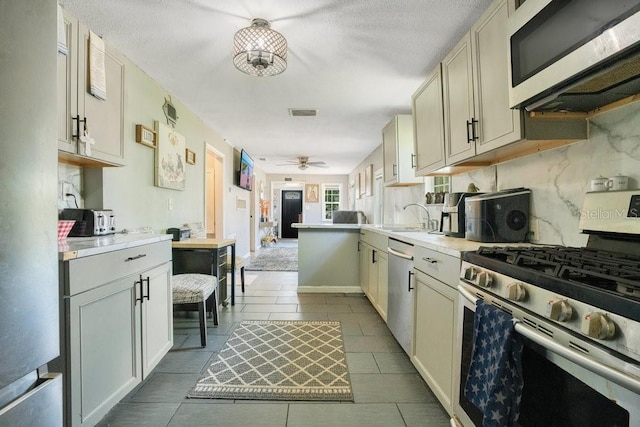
464,300 -> 524,426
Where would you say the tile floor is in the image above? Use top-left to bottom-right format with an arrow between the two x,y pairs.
97,245 -> 450,427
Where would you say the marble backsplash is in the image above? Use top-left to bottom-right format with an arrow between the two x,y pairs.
452,101 -> 640,247
58,163 -> 83,211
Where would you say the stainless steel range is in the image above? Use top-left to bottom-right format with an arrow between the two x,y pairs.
452,190 -> 640,427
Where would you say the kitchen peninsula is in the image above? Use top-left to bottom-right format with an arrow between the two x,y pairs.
293,223 -> 361,293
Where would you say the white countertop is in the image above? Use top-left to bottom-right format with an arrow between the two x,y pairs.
362,225 -> 537,257
291,223 -> 534,256
293,223 -> 361,230
59,233 -> 173,260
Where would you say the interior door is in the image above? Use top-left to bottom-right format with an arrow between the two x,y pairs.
281,190 -> 302,238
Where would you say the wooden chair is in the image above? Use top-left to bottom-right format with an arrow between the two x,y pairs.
172,274 -> 218,347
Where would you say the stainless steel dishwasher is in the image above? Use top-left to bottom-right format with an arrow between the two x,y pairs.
387,238 -> 414,354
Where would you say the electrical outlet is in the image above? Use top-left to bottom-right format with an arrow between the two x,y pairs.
529,219 -> 540,241
168,198 -> 174,211
63,183 -> 73,196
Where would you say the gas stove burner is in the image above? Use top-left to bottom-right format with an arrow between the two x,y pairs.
617,282 -> 640,297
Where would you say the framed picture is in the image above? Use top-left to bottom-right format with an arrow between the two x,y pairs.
154,121 -> 186,190
364,164 -> 373,196
185,148 -> 196,165
135,124 -> 156,148
305,184 -> 319,203
356,172 -> 362,199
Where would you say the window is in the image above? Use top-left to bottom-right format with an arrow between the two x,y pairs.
433,176 -> 451,194
322,184 -> 341,221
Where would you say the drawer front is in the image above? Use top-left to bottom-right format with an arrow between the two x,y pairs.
66,241 -> 171,296
414,246 -> 459,286
360,230 -> 388,252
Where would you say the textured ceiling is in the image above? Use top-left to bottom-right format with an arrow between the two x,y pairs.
60,0 -> 492,175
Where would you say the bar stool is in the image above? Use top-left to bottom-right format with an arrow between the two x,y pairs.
172,274 -> 218,347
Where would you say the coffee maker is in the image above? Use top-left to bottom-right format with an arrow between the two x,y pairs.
440,192 -> 477,237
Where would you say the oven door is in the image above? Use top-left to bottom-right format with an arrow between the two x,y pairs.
451,284 -> 640,427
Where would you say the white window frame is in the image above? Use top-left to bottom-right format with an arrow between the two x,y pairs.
321,183 -> 342,222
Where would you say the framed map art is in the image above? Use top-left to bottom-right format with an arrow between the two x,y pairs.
155,121 -> 186,190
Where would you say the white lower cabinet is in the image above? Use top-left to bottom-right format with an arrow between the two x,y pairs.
359,232 -> 389,322
413,269 -> 458,416
412,246 -> 460,417
372,250 -> 388,321
141,263 -> 174,374
59,240 -> 172,426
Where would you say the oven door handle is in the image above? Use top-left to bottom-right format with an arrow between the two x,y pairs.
513,320 -> 640,394
458,285 -> 640,394
458,284 -> 478,305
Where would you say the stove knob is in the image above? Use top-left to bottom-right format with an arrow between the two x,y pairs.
464,267 -> 478,281
476,271 -> 493,288
546,299 -> 573,322
581,312 -> 616,340
507,282 -> 527,301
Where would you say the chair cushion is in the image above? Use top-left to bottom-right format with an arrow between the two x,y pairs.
172,274 -> 217,304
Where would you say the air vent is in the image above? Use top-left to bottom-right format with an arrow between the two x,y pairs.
289,108 -> 317,117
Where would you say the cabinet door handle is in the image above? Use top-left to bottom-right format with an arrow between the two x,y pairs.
392,164 -> 397,177
410,153 -> 416,168
125,254 -> 147,262
143,277 -> 150,301
135,277 -> 143,305
71,115 -> 87,140
422,257 -> 438,264
408,271 -> 414,292
357,241 -> 361,252
372,249 -> 377,264
471,118 -> 479,141
466,120 -> 473,144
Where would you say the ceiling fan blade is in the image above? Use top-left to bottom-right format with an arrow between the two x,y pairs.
307,161 -> 327,166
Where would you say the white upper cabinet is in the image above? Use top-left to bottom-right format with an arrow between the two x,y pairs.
414,0 -> 586,176
412,65 -> 446,175
471,0 -> 522,155
443,0 -> 516,165
442,34 -> 476,165
382,115 -> 423,186
58,11 -> 126,167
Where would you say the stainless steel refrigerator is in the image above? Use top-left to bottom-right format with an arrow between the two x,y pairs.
0,1 -> 63,425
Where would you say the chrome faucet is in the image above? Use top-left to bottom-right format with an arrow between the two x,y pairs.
402,203 -> 433,230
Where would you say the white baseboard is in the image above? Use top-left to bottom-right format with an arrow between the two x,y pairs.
297,286 -> 363,294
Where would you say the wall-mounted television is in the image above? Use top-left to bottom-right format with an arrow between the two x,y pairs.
238,149 -> 254,191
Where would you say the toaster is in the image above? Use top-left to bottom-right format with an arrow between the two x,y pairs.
60,208 -> 116,236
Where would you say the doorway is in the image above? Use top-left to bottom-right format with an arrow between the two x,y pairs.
205,146 -> 224,238
281,190 -> 302,238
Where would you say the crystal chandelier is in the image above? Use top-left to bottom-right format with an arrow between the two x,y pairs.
233,18 -> 287,77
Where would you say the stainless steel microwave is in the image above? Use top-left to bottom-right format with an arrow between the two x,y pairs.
508,0 -> 640,112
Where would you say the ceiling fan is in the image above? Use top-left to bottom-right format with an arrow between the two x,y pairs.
277,156 -> 328,170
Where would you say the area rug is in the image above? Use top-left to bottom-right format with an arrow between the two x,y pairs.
187,320 -> 353,401
245,247 -> 298,271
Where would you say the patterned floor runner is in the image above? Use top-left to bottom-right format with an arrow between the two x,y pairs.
188,320 -> 353,401
245,247 -> 298,271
